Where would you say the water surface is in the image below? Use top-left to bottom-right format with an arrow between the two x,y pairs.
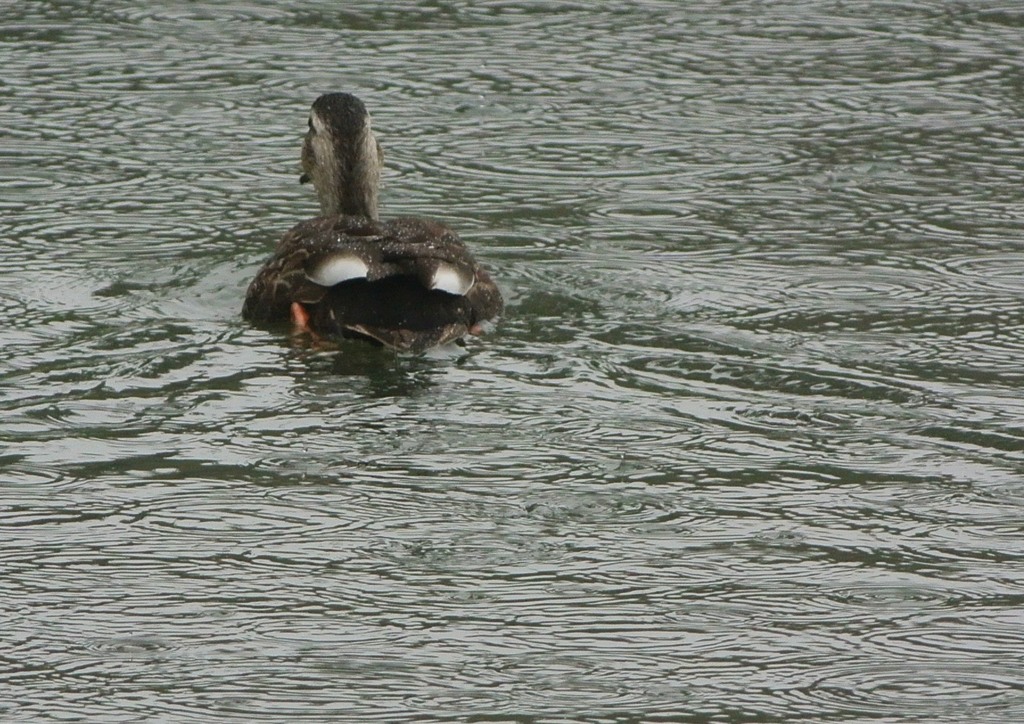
2,1 -> 1024,721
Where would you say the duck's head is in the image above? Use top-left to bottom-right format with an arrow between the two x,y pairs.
300,93 -> 382,220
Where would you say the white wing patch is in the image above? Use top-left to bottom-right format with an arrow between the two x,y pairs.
430,263 -> 475,296
307,253 -> 369,287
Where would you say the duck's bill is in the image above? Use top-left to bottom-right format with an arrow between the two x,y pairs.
299,173 -> 310,184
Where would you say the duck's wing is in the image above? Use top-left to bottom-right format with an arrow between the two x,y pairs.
302,217 -> 503,351
245,215 -> 501,351
242,216 -> 383,324
465,263 -> 503,324
303,217 -> 478,296
304,217 -> 502,318
382,218 -> 503,322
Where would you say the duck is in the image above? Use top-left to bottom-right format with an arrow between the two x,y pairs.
242,92 -> 502,352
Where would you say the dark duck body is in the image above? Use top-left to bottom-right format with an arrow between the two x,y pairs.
242,93 -> 502,352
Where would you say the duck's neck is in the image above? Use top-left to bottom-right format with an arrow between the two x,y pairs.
318,129 -> 380,220
319,166 -> 378,219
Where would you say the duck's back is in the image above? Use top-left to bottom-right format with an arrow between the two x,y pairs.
242,215 -> 502,351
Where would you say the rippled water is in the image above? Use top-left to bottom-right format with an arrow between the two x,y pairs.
3,1 -> 1024,721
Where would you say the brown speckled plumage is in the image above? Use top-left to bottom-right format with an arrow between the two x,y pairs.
242,94 -> 502,352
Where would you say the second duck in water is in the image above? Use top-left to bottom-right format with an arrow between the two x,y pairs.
243,93 -> 502,352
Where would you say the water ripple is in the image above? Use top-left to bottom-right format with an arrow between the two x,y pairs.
3,0 -> 1024,721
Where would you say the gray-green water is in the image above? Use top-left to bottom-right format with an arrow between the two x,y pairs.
3,1 -> 1024,721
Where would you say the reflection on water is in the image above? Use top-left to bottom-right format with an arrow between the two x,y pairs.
2,0 -> 1024,721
